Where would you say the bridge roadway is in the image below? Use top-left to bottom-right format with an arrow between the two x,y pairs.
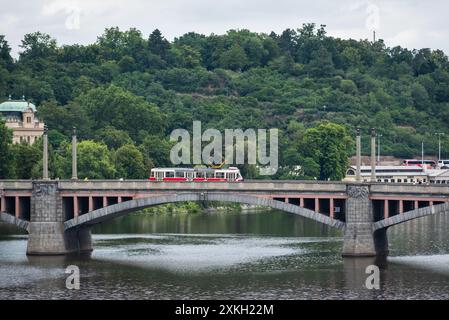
1,180 -> 449,257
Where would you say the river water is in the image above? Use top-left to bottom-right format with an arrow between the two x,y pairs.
1,209 -> 449,300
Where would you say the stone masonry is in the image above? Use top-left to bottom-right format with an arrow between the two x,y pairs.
342,184 -> 388,257
26,181 -> 92,255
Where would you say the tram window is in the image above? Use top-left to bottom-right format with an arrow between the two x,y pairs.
404,179 -> 408,183
196,172 -> 205,178
216,172 -> 225,179
377,179 -> 381,182
151,171 -> 155,177
206,172 -> 214,178
391,179 -> 395,183
165,171 -> 175,178
398,179 -> 402,183
175,171 -> 185,178
384,179 -> 389,183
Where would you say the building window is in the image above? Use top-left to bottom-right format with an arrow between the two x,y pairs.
27,136 -> 30,143
398,179 -> 402,183
391,179 -> 395,183
27,117 -> 31,123
404,179 -> 408,183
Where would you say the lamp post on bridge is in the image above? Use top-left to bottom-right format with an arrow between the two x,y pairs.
371,128 -> 376,182
377,133 -> 383,164
42,125 -> 49,180
435,133 -> 444,163
72,127 -> 78,180
356,128 -> 361,182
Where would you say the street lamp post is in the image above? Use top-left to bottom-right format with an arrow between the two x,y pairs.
435,133 -> 444,163
377,133 -> 383,164
43,125 -> 49,180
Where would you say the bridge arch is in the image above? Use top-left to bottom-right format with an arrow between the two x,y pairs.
373,202 -> 449,231
0,212 -> 30,232
64,192 -> 346,231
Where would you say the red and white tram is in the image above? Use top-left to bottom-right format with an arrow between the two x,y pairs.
149,167 -> 244,182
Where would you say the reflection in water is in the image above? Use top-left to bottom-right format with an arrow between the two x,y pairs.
1,209 -> 449,299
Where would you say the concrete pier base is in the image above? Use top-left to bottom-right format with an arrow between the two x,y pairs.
342,223 -> 376,257
26,181 -> 93,256
26,222 -> 92,255
342,184 -> 383,257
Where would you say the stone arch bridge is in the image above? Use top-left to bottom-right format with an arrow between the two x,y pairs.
1,180 -> 449,257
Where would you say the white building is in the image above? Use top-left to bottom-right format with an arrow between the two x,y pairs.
0,96 -> 45,144
344,165 -> 449,184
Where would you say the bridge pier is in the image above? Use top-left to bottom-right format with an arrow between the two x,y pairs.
26,181 -> 92,255
342,185 -> 387,257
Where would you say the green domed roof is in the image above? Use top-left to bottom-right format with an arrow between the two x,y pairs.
0,99 -> 37,112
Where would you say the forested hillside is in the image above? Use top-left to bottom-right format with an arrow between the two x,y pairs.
1,23 -> 449,180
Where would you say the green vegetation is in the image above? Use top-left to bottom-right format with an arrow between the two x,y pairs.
1,24 -> 449,181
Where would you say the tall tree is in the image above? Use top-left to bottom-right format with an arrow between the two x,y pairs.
115,144 -> 146,178
301,122 -> 352,181
0,35 -> 13,70
63,140 -> 115,179
11,142 -> 41,179
19,32 -> 57,60
148,29 -> 171,60
0,121 -> 13,179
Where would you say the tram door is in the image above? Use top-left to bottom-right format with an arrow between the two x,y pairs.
227,172 -> 236,182
156,171 -> 164,181
186,172 -> 194,181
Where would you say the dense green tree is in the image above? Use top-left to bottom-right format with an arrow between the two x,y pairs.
0,35 -> 13,70
219,44 -> 249,71
19,32 -> 57,60
139,135 -> 173,168
63,140 -> 115,179
77,85 -> 164,141
307,46 -> 336,77
114,144 -> 147,178
301,122 -> 352,181
148,29 -> 171,61
0,121 -> 13,178
11,142 -> 41,179
96,126 -> 132,150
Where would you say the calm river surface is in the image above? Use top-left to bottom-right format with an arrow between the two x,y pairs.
1,209 -> 449,300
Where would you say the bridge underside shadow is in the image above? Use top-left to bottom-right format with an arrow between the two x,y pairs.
64,193 -> 346,231
374,202 -> 449,231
